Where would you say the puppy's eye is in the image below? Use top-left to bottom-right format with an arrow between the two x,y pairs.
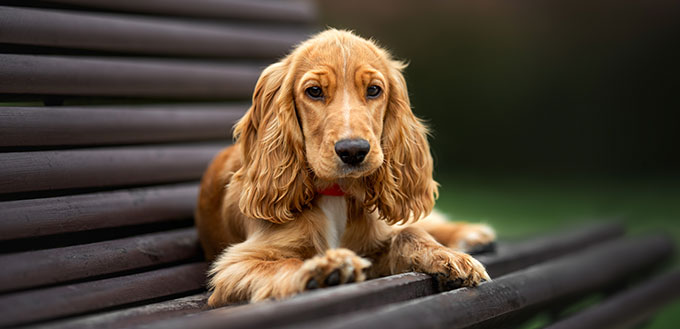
367,85 -> 382,98
305,86 -> 324,99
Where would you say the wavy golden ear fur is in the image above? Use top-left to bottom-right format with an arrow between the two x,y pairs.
231,58 -> 315,224
363,60 -> 439,225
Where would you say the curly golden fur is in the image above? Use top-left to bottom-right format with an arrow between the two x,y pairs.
196,29 -> 496,307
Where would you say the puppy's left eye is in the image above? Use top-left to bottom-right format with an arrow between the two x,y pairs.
367,85 -> 382,98
305,86 -> 324,100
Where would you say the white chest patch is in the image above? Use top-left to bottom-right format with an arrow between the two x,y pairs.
317,195 -> 348,249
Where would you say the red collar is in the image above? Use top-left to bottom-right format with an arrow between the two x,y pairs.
318,183 -> 345,196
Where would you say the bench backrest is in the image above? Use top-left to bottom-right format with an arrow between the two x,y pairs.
0,1 -> 314,327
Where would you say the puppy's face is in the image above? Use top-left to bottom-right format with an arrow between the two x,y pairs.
233,30 -> 435,224
292,35 -> 389,181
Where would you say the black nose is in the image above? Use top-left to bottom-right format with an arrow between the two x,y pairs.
335,139 -> 370,165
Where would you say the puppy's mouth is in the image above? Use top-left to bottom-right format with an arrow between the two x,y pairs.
337,163 -> 375,178
311,160 -> 379,181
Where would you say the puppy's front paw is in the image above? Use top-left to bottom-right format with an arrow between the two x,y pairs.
449,223 -> 496,254
295,248 -> 371,292
423,247 -> 490,291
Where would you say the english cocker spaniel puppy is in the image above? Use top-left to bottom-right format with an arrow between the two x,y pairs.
196,29 -> 495,307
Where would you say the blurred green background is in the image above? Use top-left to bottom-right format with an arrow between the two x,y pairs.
318,0 -> 679,327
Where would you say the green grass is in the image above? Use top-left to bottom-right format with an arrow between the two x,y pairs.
435,173 -> 680,328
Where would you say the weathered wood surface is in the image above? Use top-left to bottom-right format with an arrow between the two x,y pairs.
280,235 -> 673,329
0,6 -> 309,58
0,2 -> 318,329
36,0 -> 316,23
25,293 -> 211,329
0,143 -> 225,194
0,228 -> 200,293
125,223 -> 628,329
0,183 -> 198,240
0,105 -> 243,147
0,262 -> 207,328
0,54 -> 261,99
545,270 -> 680,329
476,222 -> 625,277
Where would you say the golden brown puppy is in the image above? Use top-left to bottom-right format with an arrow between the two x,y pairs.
196,29 -> 496,307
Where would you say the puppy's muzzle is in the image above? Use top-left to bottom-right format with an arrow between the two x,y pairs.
335,139 -> 370,165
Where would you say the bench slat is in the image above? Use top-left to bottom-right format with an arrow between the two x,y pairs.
0,105 -> 242,147
25,293 -> 210,329
0,54 -> 260,99
0,228 -> 200,293
0,183 -> 198,240
476,222 -> 626,276
39,0 -> 316,23
0,262 -> 207,328
0,143 -> 225,194
283,235 -> 674,329
545,270 -> 680,329
132,223 -> 625,329
0,6 -> 309,58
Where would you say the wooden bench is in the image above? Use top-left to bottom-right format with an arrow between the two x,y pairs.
1,1 -> 678,328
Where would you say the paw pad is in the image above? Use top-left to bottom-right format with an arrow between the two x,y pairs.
297,248 -> 371,292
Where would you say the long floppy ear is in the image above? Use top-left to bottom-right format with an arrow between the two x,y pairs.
231,59 -> 315,224
364,60 -> 438,225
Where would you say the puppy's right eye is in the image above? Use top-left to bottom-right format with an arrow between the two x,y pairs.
305,86 -> 324,100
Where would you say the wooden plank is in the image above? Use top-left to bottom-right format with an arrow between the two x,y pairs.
0,262 -> 207,328
156,273 -> 436,329
476,222 -> 626,277
132,223 -> 626,329
39,0 -> 316,24
0,54 -> 261,99
0,104 -> 244,147
0,183 -> 198,240
0,143 -> 225,194
545,270 -> 680,329
0,6 -> 309,58
25,293 -> 210,329
19,223 -> 624,329
283,235 -> 674,329
0,228 -> 200,293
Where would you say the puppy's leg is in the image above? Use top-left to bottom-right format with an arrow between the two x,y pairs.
375,226 -> 490,291
413,211 -> 496,253
208,241 -> 370,307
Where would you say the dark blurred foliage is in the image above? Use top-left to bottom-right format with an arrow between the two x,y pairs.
318,0 -> 680,177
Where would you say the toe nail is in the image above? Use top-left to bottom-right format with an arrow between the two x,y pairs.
306,278 -> 319,290
450,278 -> 464,288
325,269 -> 341,286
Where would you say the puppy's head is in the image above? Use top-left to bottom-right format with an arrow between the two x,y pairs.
233,29 -> 437,225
